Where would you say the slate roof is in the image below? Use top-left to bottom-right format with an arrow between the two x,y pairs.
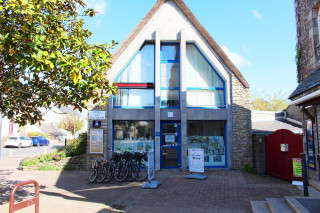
58,107 -> 82,117
111,0 -> 249,88
252,119 -> 302,134
289,68 -> 320,99
36,122 -> 66,136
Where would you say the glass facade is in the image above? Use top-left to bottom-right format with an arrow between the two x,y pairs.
186,44 -> 225,108
114,44 -> 155,107
187,121 -> 226,167
113,121 -> 154,153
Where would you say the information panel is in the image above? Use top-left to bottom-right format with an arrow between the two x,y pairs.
90,129 -> 103,153
188,148 -> 204,173
148,151 -> 155,181
306,120 -> 316,170
292,158 -> 302,177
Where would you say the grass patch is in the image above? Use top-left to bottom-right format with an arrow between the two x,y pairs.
37,164 -> 59,171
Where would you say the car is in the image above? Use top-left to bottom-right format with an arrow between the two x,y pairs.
31,136 -> 50,146
4,136 -> 33,148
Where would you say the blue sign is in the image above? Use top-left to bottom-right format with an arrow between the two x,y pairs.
92,121 -> 101,128
156,132 -> 160,137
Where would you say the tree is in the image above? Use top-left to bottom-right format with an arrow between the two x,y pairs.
57,114 -> 85,140
0,0 -> 118,126
251,90 -> 289,111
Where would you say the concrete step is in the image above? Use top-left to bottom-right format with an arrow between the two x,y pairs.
250,201 -> 271,213
286,196 -> 320,213
309,180 -> 320,192
296,185 -> 320,198
266,198 -> 294,213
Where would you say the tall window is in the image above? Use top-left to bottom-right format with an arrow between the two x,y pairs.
114,43 -> 155,107
186,44 -> 225,108
187,121 -> 226,167
160,43 -> 180,108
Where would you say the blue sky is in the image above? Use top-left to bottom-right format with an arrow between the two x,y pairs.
83,0 -> 297,99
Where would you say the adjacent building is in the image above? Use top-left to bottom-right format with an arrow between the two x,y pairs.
289,0 -> 320,180
89,0 -> 252,170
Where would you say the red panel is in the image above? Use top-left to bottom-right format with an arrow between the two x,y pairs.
265,129 -> 303,182
115,83 -> 154,89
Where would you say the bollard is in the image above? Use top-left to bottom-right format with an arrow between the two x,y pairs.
300,153 -> 309,197
65,139 -> 67,146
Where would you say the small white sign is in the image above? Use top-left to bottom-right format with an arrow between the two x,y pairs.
168,112 -> 173,117
165,134 -> 175,143
89,111 -> 106,120
188,148 -> 204,173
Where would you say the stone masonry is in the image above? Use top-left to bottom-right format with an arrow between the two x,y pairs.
232,75 -> 252,169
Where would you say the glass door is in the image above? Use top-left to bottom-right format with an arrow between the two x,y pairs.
161,121 -> 181,168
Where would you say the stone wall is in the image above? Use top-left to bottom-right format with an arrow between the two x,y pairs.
86,105 -> 108,170
232,75 -> 252,169
295,0 -> 320,81
252,134 -> 266,174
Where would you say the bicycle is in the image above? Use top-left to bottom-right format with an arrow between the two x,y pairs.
89,156 -> 102,183
133,151 -> 148,181
113,149 -> 129,182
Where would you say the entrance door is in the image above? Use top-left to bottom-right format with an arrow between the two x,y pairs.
161,121 -> 181,168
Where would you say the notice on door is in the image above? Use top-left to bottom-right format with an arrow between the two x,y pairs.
188,148 -> 204,173
292,158 -> 302,177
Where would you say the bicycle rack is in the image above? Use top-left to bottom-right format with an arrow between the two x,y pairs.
9,180 -> 40,213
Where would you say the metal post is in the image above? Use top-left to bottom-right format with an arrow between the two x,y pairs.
65,138 -> 67,146
301,153 -> 309,197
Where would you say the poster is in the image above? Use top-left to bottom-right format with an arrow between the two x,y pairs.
165,134 -> 175,143
292,158 -> 302,177
187,136 -> 226,167
90,129 -> 103,153
188,148 -> 204,173
148,151 -> 155,181
306,120 -> 316,170
114,140 -> 154,153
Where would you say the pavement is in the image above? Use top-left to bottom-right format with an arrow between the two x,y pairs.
0,157 -> 302,213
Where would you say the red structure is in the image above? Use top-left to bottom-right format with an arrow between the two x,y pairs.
265,129 -> 303,182
9,180 -> 39,213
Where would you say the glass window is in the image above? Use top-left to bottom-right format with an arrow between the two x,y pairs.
187,121 -> 226,167
114,44 -> 155,107
114,121 -> 154,153
161,63 -> 179,88
186,44 -> 223,88
114,89 -> 154,107
161,44 -> 179,61
187,90 -> 224,107
116,44 -> 154,83
160,90 -> 179,107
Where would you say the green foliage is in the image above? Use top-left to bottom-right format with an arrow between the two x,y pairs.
243,164 -> 254,173
296,45 -> 301,83
37,164 -> 59,171
19,149 -> 66,169
65,133 -> 87,157
57,114 -> 85,136
21,157 -> 40,166
0,0 -> 118,126
251,90 -> 289,111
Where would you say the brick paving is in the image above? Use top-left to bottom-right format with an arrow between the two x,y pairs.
0,157 -> 301,213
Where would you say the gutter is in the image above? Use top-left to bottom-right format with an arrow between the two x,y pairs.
289,90 -> 320,106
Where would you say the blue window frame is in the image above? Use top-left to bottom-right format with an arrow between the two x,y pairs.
186,44 -> 226,108
160,43 -> 180,108
114,43 -> 155,108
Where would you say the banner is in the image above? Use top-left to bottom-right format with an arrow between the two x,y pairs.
188,148 -> 204,173
90,129 -> 103,153
148,151 -> 155,181
292,158 -> 302,177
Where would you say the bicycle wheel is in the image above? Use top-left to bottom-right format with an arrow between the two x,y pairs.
126,164 -> 139,182
88,168 -> 98,183
136,161 -> 148,181
104,163 -> 114,182
114,164 -> 128,182
96,165 -> 107,183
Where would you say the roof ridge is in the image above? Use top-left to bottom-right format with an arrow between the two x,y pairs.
111,0 -> 249,88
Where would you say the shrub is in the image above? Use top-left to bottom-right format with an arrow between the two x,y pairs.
37,164 -> 59,171
243,164 -> 254,173
66,133 -> 87,157
21,158 -> 40,167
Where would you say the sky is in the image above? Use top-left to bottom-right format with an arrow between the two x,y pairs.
82,0 -> 298,100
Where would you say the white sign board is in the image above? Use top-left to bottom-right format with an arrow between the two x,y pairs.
188,148 -> 204,173
165,134 -> 175,143
89,111 -> 106,120
148,151 -> 155,181
90,129 -> 103,153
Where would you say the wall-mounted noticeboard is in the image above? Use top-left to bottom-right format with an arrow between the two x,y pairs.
90,129 -> 103,153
